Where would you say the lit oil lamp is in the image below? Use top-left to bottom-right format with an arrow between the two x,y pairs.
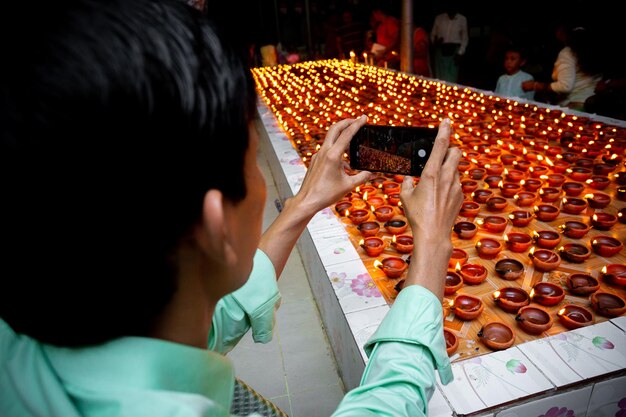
459,201 -> 480,218
591,212 -> 618,230
533,204 -> 560,222
592,163 -> 616,176
392,174 -> 405,183
357,221 -> 380,237
475,238 -> 503,259
584,193 -> 611,209
551,159 -> 571,174
391,234 -> 414,254
385,218 -> 408,235
559,243 -> 591,263
558,220 -> 591,239
505,232 -> 532,253
373,205 -> 395,222
493,287 -> 530,313
472,189 -> 493,204
509,210 -> 533,227
453,221 -> 478,239
558,304 -> 594,330
513,191 -> 536,207
545,174 -> 566,187
360,237 -> 385,257
381,181 -> 401,195
335,201 -> 353,216
586,176 -> 610,190
371,177 -> 387,188
495,258 -> 525,280
486,196 -> 508,212
449,249 -> 468,268
500,181 -> 522,198
529,166 -> 548,178
347,208 -> 370,225
479,215 -> 507,233
530,282 -> 565,306
568,167 -> 593,182
615,171 -> 626,186
358,185 -> 377,197
515,160 -> 531,172
590,292 -> 626,318
500,154 -> 517,166
574,157 -> 594,168
561,181 -> 585,197
366,194 -> 386,209
601,264 -> 626,287
505,169 -> 525,182
532,230 -> 561,249
443,329 -> 459,356
521,178 -> 543,191
351,198 -> 368,210
375,257 -> 408,279
461,179 -> 479,193
617,186 -> 626,201
591,236 -> 623,257
444,270 -> 463,295
545,146 -> 563,157
539,187 -> 561,203
516,306 -> 554,335
458,160 -> 472,172
561,197 -> 588,215
529,247 -> 561,271
449,294 -> 484,320
478,322 -> 516,350
566,273 -> 600,295
387,192 -> 401,206
485,175 -> 503,189
486,163 -> 504,175
457,263 -> 488,285
618,208 -> 626,224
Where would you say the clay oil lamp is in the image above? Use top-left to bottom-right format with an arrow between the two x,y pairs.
561,197 -> 588,215
365,194 -> 385,209
574,157 -> 594,168
501,154 -> 517,166
485,175 -> 503,189
568,167 -> 593,182
559,243 -> 591,263
459,201 -> 480,218
457,263 -> 488,285
505,232 -> 533,253
472,189 -> 493,204
514,191 -> 536,207
391,234 -> 414,254
478,322 -> 516,350
375,257 -> 408,279
620,208 -> 626,224
529,166 -> 549,178
475,238 -> 503,260
458,160 -> 472,172
358,185 -> 377,197
357,221 -> 380,237
539,187 -> 561,203
449,248 -> 469,268
615,171 -> 626,186
603,153 -> 623,166
486,196 -> 508,212
617,186 -> 626,201
566,273 -> 600,295
444,270 -> 463,295
593,163 -> 616,176
560,151 -> 579,163
546,146 -> 563,157
347,208 -> 370,225
509,210 -> 534,227
591,212 -> 618,230
335,201 -> 353,217
558,220 -> 591,239
374,205 -> 395,222
468,168 -> 486,180
392,174 -> 405,183
479,215 -> 507,233
546,174 -> 566,187
360,237 -> 385,257
529,247 -> 561,271
514,160 -> 531,172
601,264 -> 626,287
584,193 -> 611,209
516,306 -> 554,335
493,287 -> 530,313
500,181 -> 522,198
530,282 -> 565,306
381,181 -> 401,195
591,235 -> 623,257
505,169 -> 525,182
351,198 -> 368,210
443,329 -> 459,356
562,181 -> 584,197
387,193 -> 401,206
532,230 -> 561,249
461,179 -> 479,193
450,294 -> 484,320
495,258 -> 525,280
453,221 -> 478,239
371,176 -> 387,188
558,304 -> 595,330
534,204 -> 560,222
385,218 -> 408,235
485,163 -> 504,175
586,176 -> 611,190
590,292 -> 626,318
552,159 -> 571,174
521,178 -> 543,192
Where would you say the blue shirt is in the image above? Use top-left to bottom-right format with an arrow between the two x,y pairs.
495,70 -> 535,100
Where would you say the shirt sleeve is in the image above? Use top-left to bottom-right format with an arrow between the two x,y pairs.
550,48 -> 576,93
458,15 -> 469,55
207,249 -> 281,354
330,285 -> 452,417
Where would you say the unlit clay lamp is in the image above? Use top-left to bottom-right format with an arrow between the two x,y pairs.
601,264 -> 626,288
591,213 -> 618,230
558,304 -> 594,330
534,204 -> 560,222
475,238 -> 503,260
357,221 -> 380,237
591,236 -> 623,257
444,329 -> 459,356
444,271 -> 463,296
384,218 -> 408,235
532,230 -> 561,249
590,292 -> 626,318
448,248 -> 469,268
516,306 -> 554,335
478,322 -> 516,350
530,282 -> 565,306
373,205 -> 395,222
391,234 -> 414,254
450,294 -> 484,320
493,287 -> 530,313
509,210 -> 533,227
486,196 -> 508,212
529,247 -> 561,272
360,237 -> 385,257
459,201 -> 480,218
558,243 -> 591,263
461,180 -> 479,193
495,258 -> 524,280
480,215 -> 507,233
457,263 -> 488,285
566,273 -> 600,295
375,257 -> 408,279
505,232 -> 532,253
453,221 -> 478,239
558,220 -> 591,239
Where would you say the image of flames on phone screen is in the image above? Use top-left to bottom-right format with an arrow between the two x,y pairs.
349,125 -> 437,176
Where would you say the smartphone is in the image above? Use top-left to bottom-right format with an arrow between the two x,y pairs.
349,125 -> 437,176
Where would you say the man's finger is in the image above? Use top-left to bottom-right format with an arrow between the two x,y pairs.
331,115 -> 367,158
420,118 -> 451,178
324,118 -> 356,147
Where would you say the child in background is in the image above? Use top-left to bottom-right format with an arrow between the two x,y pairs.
495,43 -> 535,100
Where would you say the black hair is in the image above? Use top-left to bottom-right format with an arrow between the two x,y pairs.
566,26 -> 602,77
0,0 -> 256,346
504,41 -> 529,60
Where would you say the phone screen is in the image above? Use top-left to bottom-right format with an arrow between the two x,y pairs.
349,125 -> 437,176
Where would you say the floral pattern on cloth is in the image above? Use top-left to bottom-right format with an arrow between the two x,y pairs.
537,407 -> 575,417
350,273 -> 382,298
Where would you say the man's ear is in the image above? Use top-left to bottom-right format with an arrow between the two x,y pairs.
196,189 -> 238,266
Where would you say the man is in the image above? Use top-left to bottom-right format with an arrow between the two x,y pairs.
430,1 -> 469,83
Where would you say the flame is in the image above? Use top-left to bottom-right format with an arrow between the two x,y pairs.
584,194 -> 594,199
476,241 -> 482,247
504,234 -> 509,242
504,168 -> 509,175
370,205 -> 375,212
476,218 -> 484,225
363,191 -> 368,200
593,214 -> 598,221
530,246 -> 536,256
392,235 -> 397,243
359,238 -> 364,246
493,290 -> 501,299
520,180 -> 526,186
355,186 -> 360,193
509,214 -> 515,220
529,289 -> 535,298
533,205 -> 540,212
373,259 -> 383,269
602,266 -> 607,273
345,209 -> 350,217
585,179 -> 593,184
533,231 -> 539,238
539,189 -> 544,195
558,308 -> 565,316
455,262 -> 461,273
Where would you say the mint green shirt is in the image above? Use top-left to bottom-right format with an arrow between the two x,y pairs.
0,249 -> 451,416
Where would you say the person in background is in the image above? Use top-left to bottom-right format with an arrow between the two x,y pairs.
370,4 -> 400,68
0,0 -> 463,416
412,16 -> 432,77
430,0 -> 468,83
337,8 -> 367,59
495,43 -> 535,100
522,24 -> 602,111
